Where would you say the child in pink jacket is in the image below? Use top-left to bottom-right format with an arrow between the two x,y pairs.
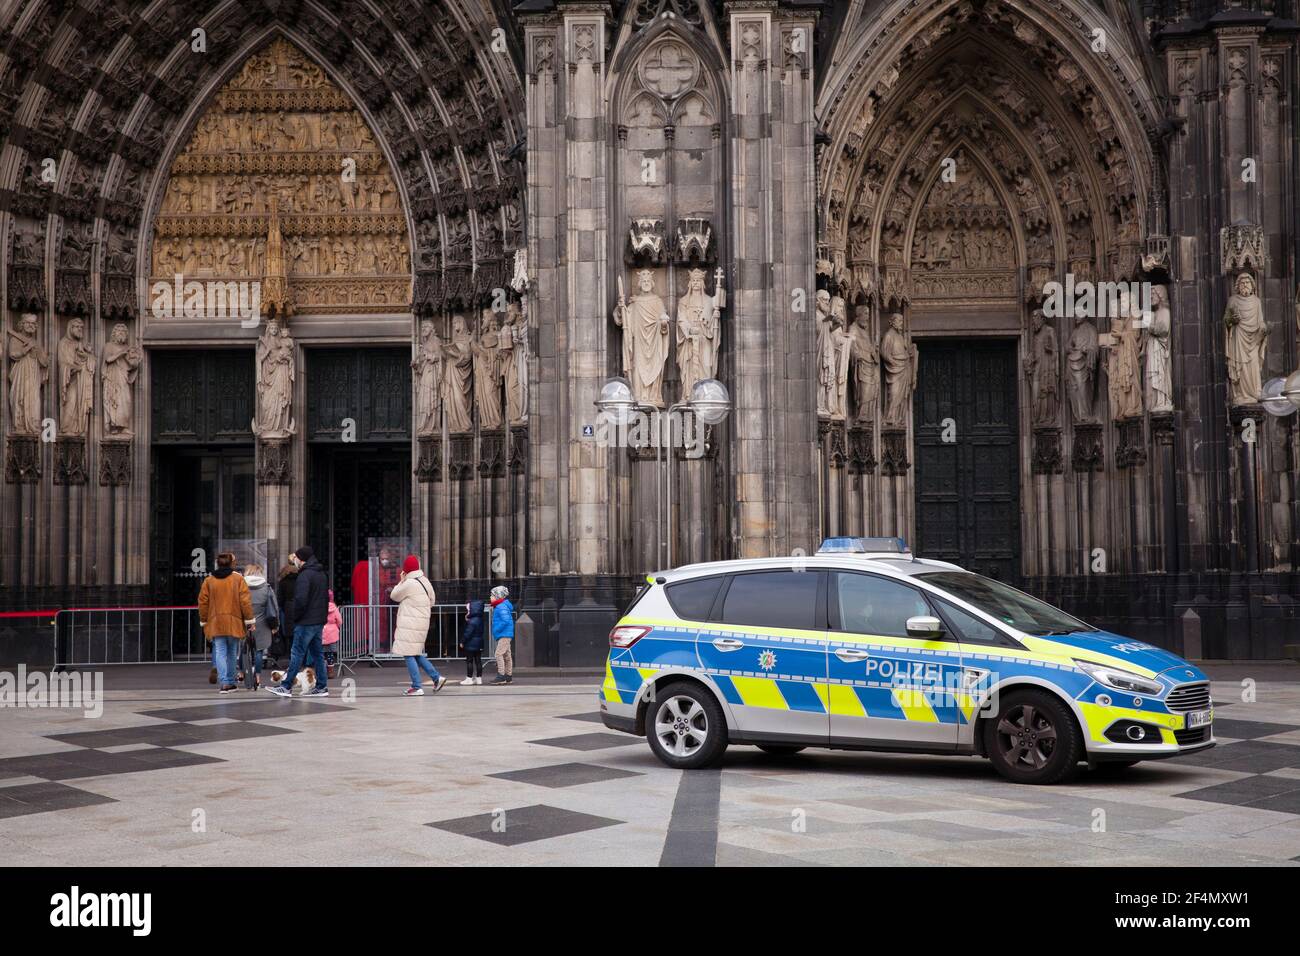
322,589 -> 343,676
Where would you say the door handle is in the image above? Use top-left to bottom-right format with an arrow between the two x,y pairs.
834,648 -> 869,662
712,637 -> 744,651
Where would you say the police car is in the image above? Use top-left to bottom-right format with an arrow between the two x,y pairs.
599,538 -> 1214,784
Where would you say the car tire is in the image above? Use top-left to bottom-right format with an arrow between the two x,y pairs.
983,688 -> 1083,785
645,682 -> 728,770
756,744 -> 806,756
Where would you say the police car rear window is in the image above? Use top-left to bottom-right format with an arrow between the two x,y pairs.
665,576 -> 723,622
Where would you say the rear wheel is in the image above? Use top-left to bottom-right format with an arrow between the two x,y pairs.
645,682 -> 728,769
756,744 -> 806,756
983,689 -> 1083,785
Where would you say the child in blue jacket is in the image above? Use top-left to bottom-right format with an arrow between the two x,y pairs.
488,585 -> 515,685
459,598 -> 486,685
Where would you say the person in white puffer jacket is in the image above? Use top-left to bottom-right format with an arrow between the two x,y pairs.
390,554 -> 445,696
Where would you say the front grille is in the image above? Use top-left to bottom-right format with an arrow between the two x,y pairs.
1174,726 -> 1210,746
1166,681 -> 1211,713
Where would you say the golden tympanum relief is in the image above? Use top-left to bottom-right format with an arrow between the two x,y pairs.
151,38 -> 411,314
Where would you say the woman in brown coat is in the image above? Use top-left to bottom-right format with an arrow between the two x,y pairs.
198,552 -> 254,694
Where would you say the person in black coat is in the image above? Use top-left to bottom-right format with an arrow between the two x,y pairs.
459,598 -> 487,685
267,546 -> 330,698
271,563 -> 298,662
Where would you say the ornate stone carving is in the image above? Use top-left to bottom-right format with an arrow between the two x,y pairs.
473,310 -> 504,431
848,426 -> 876,474
57,318 -> 95,438
416,436 -> 442,482
442,315 -> 475,433
676,268 -> 722,402
817,292 -> 851,420
880,428 -> 909,476
1065,312 -> 1099,423
1144,284 -> 1174,413
819,419 -> 848,469
509,426 -> 529,475
54,437 -> 88,485
98,439 -> 132,486
1024,309 -> 1059,426
1224,273 -> 1267,407
615,269 -> 671,408
1220,222 -> 1268,276
478,430 -> 506,478
150,38 -> 410,315
253,320 -> 296,441
1150,411 -> 1176,447
256,438 -> 291,485
413,319 -> 444,438
675,217 -> 713,264
5,436 -> 41,483
1071,423 -> 1104,472
627,218 -> 668,266
1031,426 -> 1063,475
500,302 -> 529,426
1116,418 -> 1147,469
6,312 -> 48,436
448,434 -> 475,480
880,312 -> 916,428
848,302 -> 879,424
1102,291 -> 1143,421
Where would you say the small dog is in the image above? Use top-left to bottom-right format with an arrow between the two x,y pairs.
269,668 -> 316,695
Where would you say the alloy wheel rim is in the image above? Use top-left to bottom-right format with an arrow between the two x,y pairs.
996,703 -> 1058,770
654,695 -> 708,758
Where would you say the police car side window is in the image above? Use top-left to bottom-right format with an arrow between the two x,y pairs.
934,598 -> 1005,646
719,571 -> 820,631
665,576 -> 724,623
833,572 -> 934,639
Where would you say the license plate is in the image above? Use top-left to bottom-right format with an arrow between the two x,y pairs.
1186,709 -> 1213,728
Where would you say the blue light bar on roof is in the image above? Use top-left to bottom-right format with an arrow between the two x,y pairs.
816,536 -> 909,555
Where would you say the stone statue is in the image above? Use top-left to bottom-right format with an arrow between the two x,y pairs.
1224,272 -> 1267,406
817,294 -> 851,419
252,320 -> 296,439
57,318 -> 96,438
614,269 -> 670,407
441,314 -> 475,433
848,303 -> 879,423
1143,284 -> 1174,413
473,309 -> 503,430
6,312 -> 48,436
675,268 -> 721,401
1104,290 -> 1143,420
1065,310 -> 1099,423
880,312 -> 916,428
412,319 -> 443,437
102,323 -> 142,438
1024,309 -> 1059,425
499,302 -> 528,426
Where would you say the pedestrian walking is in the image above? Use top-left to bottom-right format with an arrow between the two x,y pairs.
269,562 -> 298,666
242,563 -> 279,690
198,552 -> 255,695
267,546 -> 329,698
488,585 -> 515,685
459,598 -> 486,685
390,554 -> 445,696
322,588 -> 342,678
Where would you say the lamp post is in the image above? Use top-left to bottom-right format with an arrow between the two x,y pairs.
1261,372 -> 1300,416
596,377 -> 732,569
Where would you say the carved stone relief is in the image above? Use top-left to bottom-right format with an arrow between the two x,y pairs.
150,38 -> 411,315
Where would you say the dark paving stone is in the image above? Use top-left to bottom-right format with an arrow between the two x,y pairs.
488,762 -> 644,788
427,803 -> 623,846
555,712 -> 605,724
526,732 -> 639,752
1210,718 -> 1300,740
49,721 -> 298,749
0,748 -> 224,781
138,700 -> 352,722
1167,740 -> 1300,774
0,782 -> 117,818
1175,775 -> 1300,809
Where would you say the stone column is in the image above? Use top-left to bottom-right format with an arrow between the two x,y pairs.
728,3 -> 819,558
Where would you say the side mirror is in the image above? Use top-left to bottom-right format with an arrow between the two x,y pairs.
906,615 -> 945,639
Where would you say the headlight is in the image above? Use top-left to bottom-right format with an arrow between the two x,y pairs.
1074,659 -> 1163,696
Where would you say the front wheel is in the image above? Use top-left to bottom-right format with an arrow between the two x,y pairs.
645,683 -> 728,769
983,689 -> 1083,785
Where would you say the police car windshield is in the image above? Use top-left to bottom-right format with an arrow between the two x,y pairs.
915,572 -> 1095,636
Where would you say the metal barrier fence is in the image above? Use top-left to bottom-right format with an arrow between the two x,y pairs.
338,603 -> 493,673
53,607 -> 207,667
51,603 -> 493,671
